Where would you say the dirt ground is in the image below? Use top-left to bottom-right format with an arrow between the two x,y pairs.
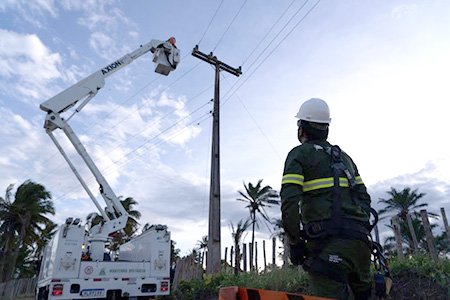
388,271 -> 449,300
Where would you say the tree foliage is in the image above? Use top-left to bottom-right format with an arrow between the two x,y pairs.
0,180 -> 55,281
378,187 -> 432,221
237,179 -> 279,270
229,219 -> 251,275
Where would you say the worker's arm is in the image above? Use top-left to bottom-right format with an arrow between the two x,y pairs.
353,163 -> 372,218
280,147 -> 304,245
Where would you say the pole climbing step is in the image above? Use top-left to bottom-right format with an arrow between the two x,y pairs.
219,286 -> 335,300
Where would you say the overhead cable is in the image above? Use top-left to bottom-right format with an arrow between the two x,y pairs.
213,0 -> 249,51
198,0 -> 225,46
223,0 -> 321,105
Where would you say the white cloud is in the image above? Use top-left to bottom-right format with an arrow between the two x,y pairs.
0,29 -> 62,99
391,4 -> 418,19
89,31 -> 118,60
59,0 -> 135,59
0,107 -> 49,187
0,0 -> 58,27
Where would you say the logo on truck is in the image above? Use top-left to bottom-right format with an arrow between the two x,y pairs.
101,60 -> 122,75
84,266 -> 94,275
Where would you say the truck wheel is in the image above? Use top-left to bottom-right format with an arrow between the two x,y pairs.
37,286 -> 49,300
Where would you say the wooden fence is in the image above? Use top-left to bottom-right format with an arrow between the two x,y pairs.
223,237 -> 287,273
0,277 -> 36,300
391,207 -> 450,261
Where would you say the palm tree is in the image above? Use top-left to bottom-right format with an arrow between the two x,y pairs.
229,219 -> 250,275
378,187 -> 434,222
237,179 -> 280,270
196,235 -> 208,267
0,184 -> 20,281
379,187 -> 439,257
271,218 -> 288,267
0,180 -> 54,281
88,196 -> 141,251
384,215 -> 438,254
34,221 -> 58,261
118,196 -> 141,239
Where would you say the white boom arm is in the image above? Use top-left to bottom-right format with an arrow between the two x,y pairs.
40,38 -> 179,261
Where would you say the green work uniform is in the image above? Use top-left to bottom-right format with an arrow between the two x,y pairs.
281,139 -> 372,300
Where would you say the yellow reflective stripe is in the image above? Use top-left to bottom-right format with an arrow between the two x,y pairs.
303,177 -> 350,192
282,174 -> 304,186
355,176 -> 364,185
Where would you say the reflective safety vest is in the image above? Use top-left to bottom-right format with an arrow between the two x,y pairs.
280,140 -> 372,244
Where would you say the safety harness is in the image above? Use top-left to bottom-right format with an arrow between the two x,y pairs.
372,241 -> 393,298
301,144 -> 392,298
303,145 -> 374,241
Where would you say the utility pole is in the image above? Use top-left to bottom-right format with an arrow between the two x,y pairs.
192,45 -> 242,274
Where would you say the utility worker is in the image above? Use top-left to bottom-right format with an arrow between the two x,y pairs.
281,98 -> 373,299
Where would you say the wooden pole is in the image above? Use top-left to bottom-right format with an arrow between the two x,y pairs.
282,236 -> 289,268
255,241 -> 258,272
234,244 -> 240,275
248,242 -> 253,271
406,213 -> 420,254
224,247 -> 228,265
242,243 -> 247,272
420,210 -> 438,261
440,207 -> 450,244
263,240 -> 267,271
272,237 -> 276,266
230,246 -> 234,267
192,46 -> 242,275
391,215 -> 404,260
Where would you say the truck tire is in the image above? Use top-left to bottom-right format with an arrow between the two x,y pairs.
37,286 -> 49,300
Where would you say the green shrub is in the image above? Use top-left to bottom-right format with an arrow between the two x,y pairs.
165,256 -> 450,299
168,267 -> 310,300
389,254 -> 450,287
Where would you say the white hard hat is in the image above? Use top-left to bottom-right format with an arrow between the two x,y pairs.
295,98 -> 331,124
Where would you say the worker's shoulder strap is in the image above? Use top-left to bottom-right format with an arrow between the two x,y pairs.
314,144 -> 357,188
304,143 -> 376,239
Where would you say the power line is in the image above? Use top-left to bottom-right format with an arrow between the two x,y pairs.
50,98 -> 213,196
26,54 -> 198,184
198,0 -> 225,45
32,82 -> 212,185
50,112 -> 213,204
212,0 -> 248,51
85,60 -> 202,137
223,0 -> 321,106
240,0 -> 298,65
222,74 -> 283,162
220,0 -> 311,105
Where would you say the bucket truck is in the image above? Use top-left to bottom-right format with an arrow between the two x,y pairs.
36,38 -> 180,300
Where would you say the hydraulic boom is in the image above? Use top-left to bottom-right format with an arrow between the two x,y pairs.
40,38 -> 179,261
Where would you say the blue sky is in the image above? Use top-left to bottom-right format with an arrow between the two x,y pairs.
1,0 -> 450,259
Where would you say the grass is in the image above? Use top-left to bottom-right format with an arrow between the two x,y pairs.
159,255 -> 450,300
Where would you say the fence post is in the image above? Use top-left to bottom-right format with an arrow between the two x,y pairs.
282,236 -> 289,268
440,207 -> 450,244
242,243 -> 247,272
230,246 -> 234,267
255,241 -> 258,272
391,215 -> 404,260
248,242 -> 252,271
263,240 -> 267,271
272,237 -> 276,266
224,247 -> 228,265
406,213 -> 420,254
420,209 -> 438,261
